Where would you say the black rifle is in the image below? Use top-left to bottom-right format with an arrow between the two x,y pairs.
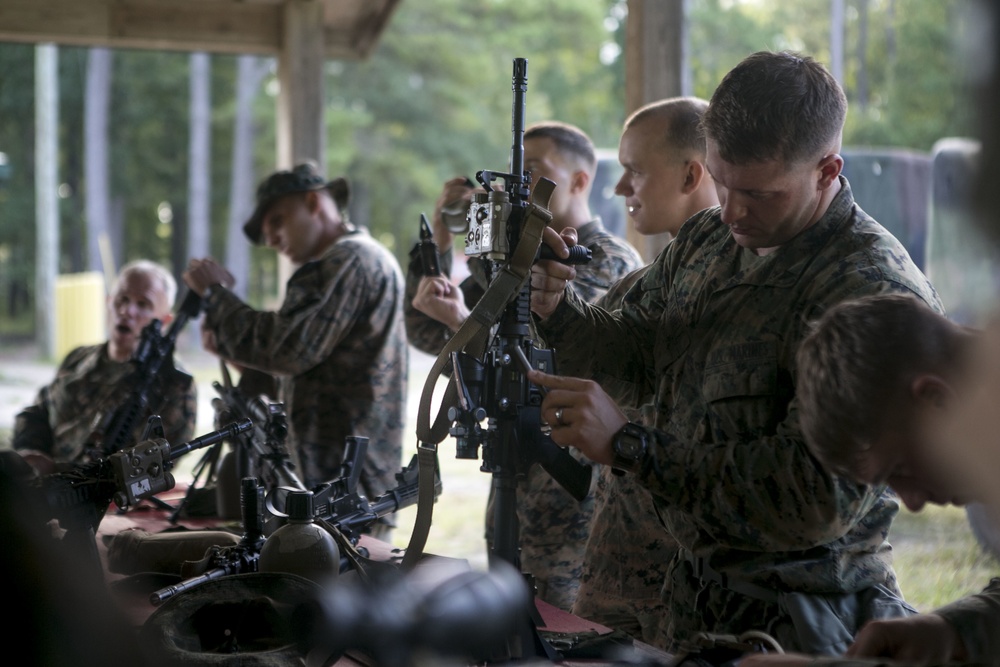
150,476 -> 266,605
269,437 -> 439,545
411,58 -> 592,661
92,289 -> 203,458
447,58 -> 592,558
29,419 -> 252,577
415,212 -> 442,277
151,440 -> 440,605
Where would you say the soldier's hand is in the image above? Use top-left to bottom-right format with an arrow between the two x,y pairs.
412,276 -> 470,333
16,450 -> 57,476
846,614 -> 966,664
201,328 -> 220,355
183,258 -> 236,296
528,369 -> 626,466
433,177 -> 477,249
530,227 -> 577,320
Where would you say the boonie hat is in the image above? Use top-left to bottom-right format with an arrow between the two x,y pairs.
243,162 -> 350,244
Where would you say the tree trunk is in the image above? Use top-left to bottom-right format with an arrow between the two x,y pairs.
225,55 -> 269,301
84,47 -> 113,276
856,0 -> 870,109
186,52 -> 211,342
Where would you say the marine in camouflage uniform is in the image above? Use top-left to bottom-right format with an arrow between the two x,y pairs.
762,579 -> 1000,667
200,233 -> 407,498
406,217 -> 643,610
12,343 -> 197,465
538,176 -> 941,651
570,263 -> 674,642
187,164 -> 407,511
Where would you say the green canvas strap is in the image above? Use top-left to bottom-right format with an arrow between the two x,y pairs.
402,179 -> 555,569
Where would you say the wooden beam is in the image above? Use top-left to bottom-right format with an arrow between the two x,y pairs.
0,0 -> 401,59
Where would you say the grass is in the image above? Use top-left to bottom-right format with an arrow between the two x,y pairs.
890,504 -> 998,611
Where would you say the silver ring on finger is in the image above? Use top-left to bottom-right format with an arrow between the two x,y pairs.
554,407 -> 565,426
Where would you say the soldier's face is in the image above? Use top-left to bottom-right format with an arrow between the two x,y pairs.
261,192 -> 328,265
852,402 -> 968,512
524,136 -> 584,229
108,271 -> 171,360
616,120 -> 693,237
707,140 -> 838,256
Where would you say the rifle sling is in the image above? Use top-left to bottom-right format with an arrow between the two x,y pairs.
403,179 -> 555,569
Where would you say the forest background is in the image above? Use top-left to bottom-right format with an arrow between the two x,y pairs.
0,0 -> 979,339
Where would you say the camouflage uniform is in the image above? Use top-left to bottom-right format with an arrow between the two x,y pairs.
406,218 -> 643,610
12,343 -> 197,463
934,578 -> 1000,666
569,264 -> 675,642
203,227 -> 408,502
803,578 -> 1000,666
539,178 -> 942,651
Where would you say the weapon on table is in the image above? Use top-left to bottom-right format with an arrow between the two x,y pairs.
168,362 -> 301,523
28,419 -> 252,577
90,288 -> 203,459
150,439 -> 441,605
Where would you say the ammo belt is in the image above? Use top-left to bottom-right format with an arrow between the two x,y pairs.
679,548 -> 781,605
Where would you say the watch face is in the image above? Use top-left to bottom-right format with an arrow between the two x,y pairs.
618,437 -> 643,458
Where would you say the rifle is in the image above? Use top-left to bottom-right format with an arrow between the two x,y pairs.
269,437 -> 439,546
408,57 -> 593,661
151,440 -> 441,605
415,212 -> 442,277
28,419 -> 252,577
91,288 -> 203,458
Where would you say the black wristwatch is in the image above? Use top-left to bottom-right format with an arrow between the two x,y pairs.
611,422 -> 648,475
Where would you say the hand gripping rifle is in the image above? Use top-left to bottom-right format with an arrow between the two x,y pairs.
406,57 -> 592,660
90,289 -> 203,459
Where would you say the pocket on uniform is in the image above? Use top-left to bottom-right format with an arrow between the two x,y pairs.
701,342 -> 779,439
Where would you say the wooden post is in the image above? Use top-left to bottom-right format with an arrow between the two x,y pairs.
624,0 -> 688,261
277,0 -> 325,169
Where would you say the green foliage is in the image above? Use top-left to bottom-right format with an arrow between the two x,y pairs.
0,0 -> 978,336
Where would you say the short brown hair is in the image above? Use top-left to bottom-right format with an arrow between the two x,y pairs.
624,97 -> 710,160
796,293 -> 966,475
702,51 -> 847,165
524,121 -> 596,174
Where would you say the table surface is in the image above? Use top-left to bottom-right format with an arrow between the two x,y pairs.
96,490 -> 672,666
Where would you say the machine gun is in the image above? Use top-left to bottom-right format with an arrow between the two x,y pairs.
168,362 -> 302,523
209,362 -> 302,492
90,289 -> 203,459
150,439 -> 440,605
28,419 -> 252,577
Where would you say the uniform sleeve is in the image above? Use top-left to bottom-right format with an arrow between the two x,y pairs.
572,234 -> 644,304
403,250 -> 482,356
10,349 -> 89,455
11,386 -> 55,455
933,578 -> 1000,663
540,251 -> 935,552
203,251 -> 376,376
